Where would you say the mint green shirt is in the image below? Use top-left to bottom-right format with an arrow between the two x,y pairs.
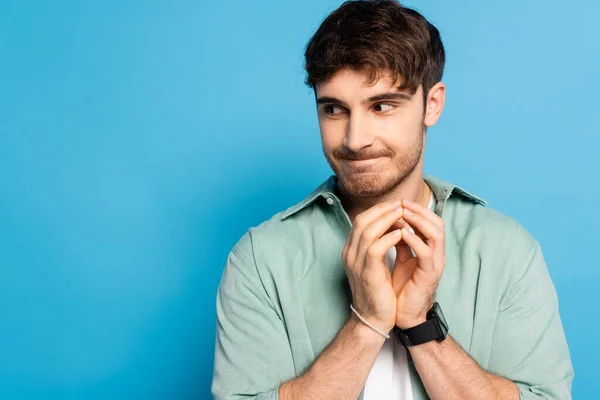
211,174 -> 574,400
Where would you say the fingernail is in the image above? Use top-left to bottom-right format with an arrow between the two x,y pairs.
395,207 -> 403,214
404,209 -> 413,216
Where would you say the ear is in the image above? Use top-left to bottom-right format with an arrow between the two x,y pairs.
423,82 -> 446,128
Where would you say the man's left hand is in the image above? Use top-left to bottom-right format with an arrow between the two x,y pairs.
392,197 -> 446,330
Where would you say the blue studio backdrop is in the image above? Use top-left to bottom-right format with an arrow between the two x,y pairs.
0,0 -> 598,398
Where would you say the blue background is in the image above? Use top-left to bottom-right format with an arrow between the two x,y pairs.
1,0 -> 598,398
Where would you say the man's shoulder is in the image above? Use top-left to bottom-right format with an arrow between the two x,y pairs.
230,179 -> 331,258
434,172 -> 539,260
460,195 -> 532,232
450,194 -> 519,228
450,195 -> 539,263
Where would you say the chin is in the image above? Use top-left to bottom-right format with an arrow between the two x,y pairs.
337,170 -> 399,198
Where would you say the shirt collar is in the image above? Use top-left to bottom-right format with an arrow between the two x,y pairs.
280,174 -> 487,220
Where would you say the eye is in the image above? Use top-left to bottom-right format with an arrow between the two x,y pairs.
373,103 -> 395,112
322,104 -> 346,115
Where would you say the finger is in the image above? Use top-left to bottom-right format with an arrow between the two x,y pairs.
391,217 -> 410,231
364,228 -> 403,271
402,208 -> 444,251
355,206 -> 405,266
402,198 -> 444,231
400,225 -> 435,273
347,200 -> 402,267
353,200 -> 402,232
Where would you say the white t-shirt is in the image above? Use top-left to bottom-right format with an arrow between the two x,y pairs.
363,190 -> 436,400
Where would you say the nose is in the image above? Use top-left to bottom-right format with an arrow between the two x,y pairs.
342,111 -> 375,151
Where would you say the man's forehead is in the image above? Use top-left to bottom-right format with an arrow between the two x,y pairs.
315,68 -> 419,102
319,68 -> 398,87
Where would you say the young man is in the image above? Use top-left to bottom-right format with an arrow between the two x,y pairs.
211,1 -> 574,399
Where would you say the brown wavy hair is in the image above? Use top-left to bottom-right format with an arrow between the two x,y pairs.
304,0 -> 445,102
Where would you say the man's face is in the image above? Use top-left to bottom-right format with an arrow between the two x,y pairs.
316,68 -> 427,199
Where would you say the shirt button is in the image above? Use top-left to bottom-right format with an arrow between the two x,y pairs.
326,197 -> 335,205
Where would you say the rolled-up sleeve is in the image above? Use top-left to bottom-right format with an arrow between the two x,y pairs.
487,241 -> 574,399
211,231 -> 296,400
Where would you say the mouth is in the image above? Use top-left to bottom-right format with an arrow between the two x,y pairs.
344,157 -> 384,169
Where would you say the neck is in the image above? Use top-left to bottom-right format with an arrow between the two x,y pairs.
338,171 -> 431,224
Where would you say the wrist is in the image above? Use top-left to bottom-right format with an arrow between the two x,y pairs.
347,313 -> 389,347
395,302 -> 449,347
396,300 -> 435,330
396,315 -> 428,330
403,335 -> 449,357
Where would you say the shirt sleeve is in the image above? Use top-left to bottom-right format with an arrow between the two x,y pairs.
487,240 -> 574,399
211,231 -> 297,400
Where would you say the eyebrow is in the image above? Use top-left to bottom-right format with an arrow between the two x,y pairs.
316,92 -> 412,107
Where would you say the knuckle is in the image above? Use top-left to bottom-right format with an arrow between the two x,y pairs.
346,252 -> 356,267
354,214 -> 367,228
366,245 -> 380,259
361,228 -> 376,243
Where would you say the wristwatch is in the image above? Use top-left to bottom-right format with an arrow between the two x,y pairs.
394,302 -> 449,347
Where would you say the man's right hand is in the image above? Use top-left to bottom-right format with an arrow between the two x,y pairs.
342,200 -> 405,334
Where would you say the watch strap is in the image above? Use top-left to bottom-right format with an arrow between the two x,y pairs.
394,318 -> 444,347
